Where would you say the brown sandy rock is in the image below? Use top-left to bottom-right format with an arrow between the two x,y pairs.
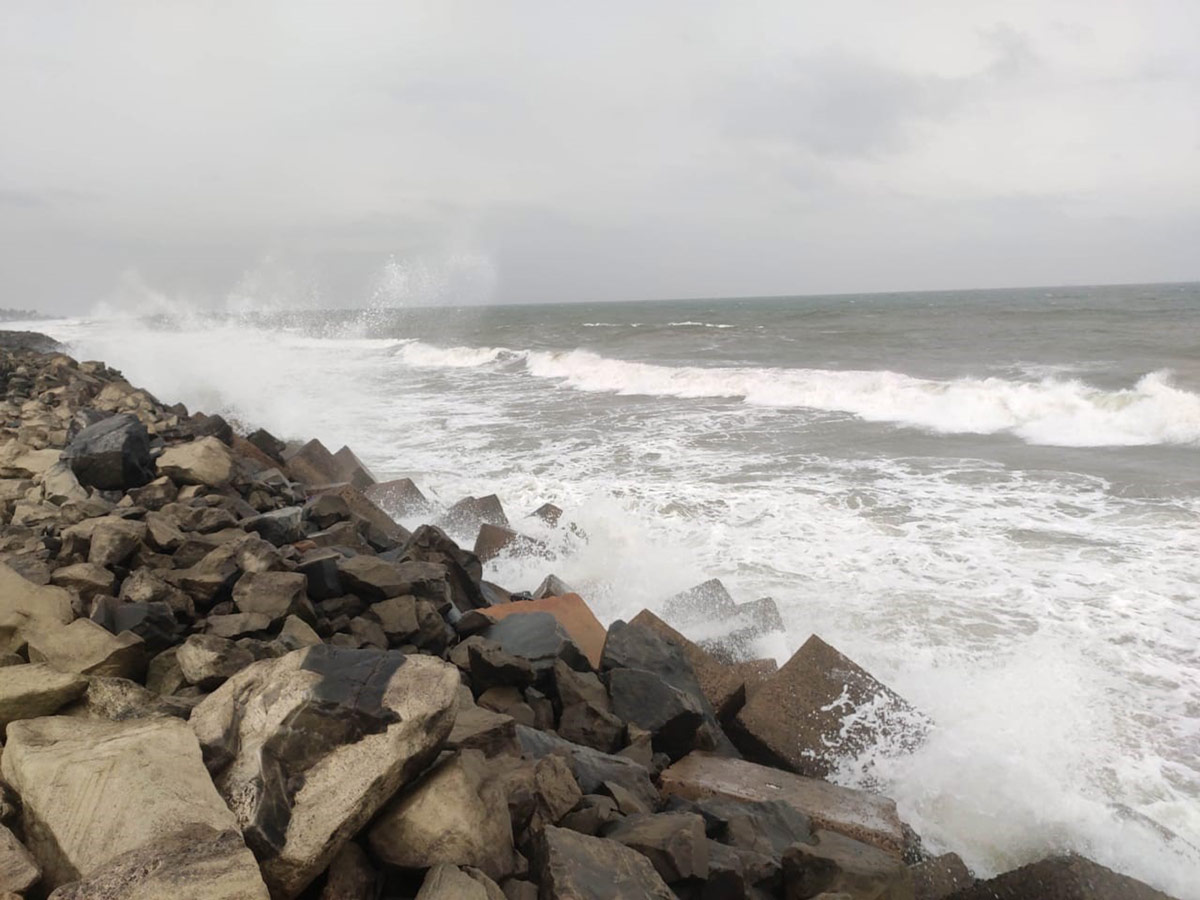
782,829 -> 914,899
534,826 -> 675,900
26,619 -> 146,680
0,664 -> 87,736
0,563 -> 74,652
157,436 -> 236,487
0,824 -> 40,894
482,593 -> 607,668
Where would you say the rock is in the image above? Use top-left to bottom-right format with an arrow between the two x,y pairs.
444,494 -> 510,532
609,668 -> 704,762
49,562 -> 115,603
733,634 -> 927,779
277,614 -> 322,650
669,793 -> 814,867
61,413 -> 154,490
416,864 -> 506,900
331,445 -> 376,489
662,578 -> 737,624
478,686 -> 535,727
233,571 -> 313,623
145,647 -> 187,695
126,475 -> 179,510
72,676 -> 193,721
246,428 -> 286,461
335,555 -> 407,601
0,563 -> 74,652
553,658 -> 610,711
475,523 -> 518,562
318,842 -> 376,900
364,478 -> 429,517
297,551 -> 343,600
176,634 -> 256,688
85,517 -> 147,567
782,829 -> 913,900
480,611 -> 591,677
144,510 -> 186,551
532,573 -> 574,600
189,645 -> 460,898
659,752 -> 906,856
484,593 -> 606,668
368,595 -> 448,651
534,826 -> 675,900
89,597 -> 178,653
369,749 -> 516,881
517,726 -> 660,813
0,664 -> 87,735
310,484 -> 408,544
559,701 -> 626,754
399,525 -> 487,611
532,754 -> 584,828
45,824 -> 269,899
702,596 -> 786,663
0,716 -> 248,890
42,460 -> 88,505
284,438 -> 341,486
206,612 -> 273,639
119,567 -> 193,618
911,853 -> 972,899
242,506 -> 306,546
469,638 -> 537,691
304,492 -> 350,529
531,502 -> 564,526
448,699 -> 520,758
26,619 -> 146,679
0,442 -> 60,479
941,853 -> 1177,900
603,812 -> 709,883
0,824 -> 40,894
157,436 -> 236,487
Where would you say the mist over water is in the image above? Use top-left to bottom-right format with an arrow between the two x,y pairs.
25,282 -> 1200,897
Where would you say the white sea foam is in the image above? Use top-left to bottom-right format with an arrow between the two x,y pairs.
666,320 -> 735,328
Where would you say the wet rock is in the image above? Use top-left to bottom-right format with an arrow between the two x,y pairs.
609,667 -> 704,762
662,578 -> 737,624
46,824 -> 269,900
517,726 -> 660,812
304,492 -> 350,529
484,593 -> 606,668
532,573 -> 574,600
61,413 -> 154,491
331,445 -> 376,490
603,812 -> 710,883
246,428 -> 286,462
733,634 -> 927,779
0,716 -> 247,890
335,555 -> 407,601
367,595 -> 448,651
659,752 -> 905,856
469,638 -> 537,691
399,524 -> 486,611
189,645 -> 459,898
444,494 -> 510,532
284,438 -> 341,486
534,826 -> 675,900
157,436 -> 236,487
310,484 -> 407,545
176,634 -> 256,688
911,852 -> 972,899
0,824 -> 40,895
233,571 -> 314,623
26,618 -> 146,679
369,749 -> 516,881
942,853 -> 1177,900
559,701 -> 626,754
0,663 -> 87,736
553,658 -> 610,711
243,506 -> 306,546
475,523 -> 519,562
782,829 -> 913,900
365,478 -> 430,517
482,611 -> 591,675
531,502 -> 564,526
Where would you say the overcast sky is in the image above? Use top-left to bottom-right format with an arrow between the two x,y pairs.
2,1 -> 1197,312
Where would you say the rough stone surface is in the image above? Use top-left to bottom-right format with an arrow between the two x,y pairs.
517,726 -> 660,813
364,477 -> 429,517
534,826 -> 676,900
481,611 -> 590,674
0,716 -> 245,889
26,619 -> 146,679
609,667 -> 704,761
0,563 -> 74,653
416,864 -> 505,900
45,824 -> 269,900
941,854 -> 1177,900
233,571 -> 313,623
782,829 -> 914,900
189,645 -> 460,899
61,413 -> 154,491
176,634 -> 255,688
603,812 -> 710,883
87,517 -> 147,567
369,749 -> 515,881
0,663 -> 87,736
911,853 -> 972,900
318,842 -> 376,900
0,824 -> 40,894
157,436 -> 236,487
733,634 -> 928,778
484,593 -> 606,668
49,562 -> 115,603
659,752 -> 906,856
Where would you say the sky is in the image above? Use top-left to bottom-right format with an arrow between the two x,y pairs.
1,1 -> 1198,312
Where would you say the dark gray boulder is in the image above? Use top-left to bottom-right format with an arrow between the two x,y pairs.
62,413 -> 155,490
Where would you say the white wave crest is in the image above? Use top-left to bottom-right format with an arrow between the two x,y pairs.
667,320 -> 735,328
394,341 -> 508,368
519,349 -> 1200,447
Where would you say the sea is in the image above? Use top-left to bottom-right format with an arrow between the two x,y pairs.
20,281 -> 1200,896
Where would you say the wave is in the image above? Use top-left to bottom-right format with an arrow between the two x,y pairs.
389,341 -> 1200,448
666,320 -> 735,329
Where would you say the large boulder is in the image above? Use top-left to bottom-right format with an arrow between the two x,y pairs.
331,445 -> 376,490
0,563 -> 74,653
534,826 -> 675,900
0,663 -> 87,736
782,829 -> 914,899
517,726 -> 660,812
368,749 -> 516,881
481,611 -> 591,676
0,716 -> 254,890
659,751 -> 906,856
284,438 -> 340,486
482,594 -> 607,668
233,571 -> 314,624
189,645 -> 459,898
157,437 -> 236,487
942,854 -> 1178,900
46,824 -> 269,900
415,864 -> 505,900
25,618 -> 146,680
364,478 -> 429,518
86,517 -> 147,567
602,812 -> 710,883
61,413 -> 154,491
732,634 -> 928,778
0,824 -> 40,895
398,525 -> 486,611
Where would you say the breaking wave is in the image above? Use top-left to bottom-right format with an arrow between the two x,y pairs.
390,341 -> 1200,448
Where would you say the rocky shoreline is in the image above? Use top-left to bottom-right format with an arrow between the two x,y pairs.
0,332 -> 1180,900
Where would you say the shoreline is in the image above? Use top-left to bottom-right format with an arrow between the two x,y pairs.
0,330 -> 1182,899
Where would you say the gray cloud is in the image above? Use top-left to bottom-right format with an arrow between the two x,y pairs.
0,1 -> 1196,312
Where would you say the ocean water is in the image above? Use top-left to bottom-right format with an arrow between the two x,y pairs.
23,282 -> 1200,896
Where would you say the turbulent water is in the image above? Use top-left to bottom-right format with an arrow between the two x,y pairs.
24,282 -> 1200,896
